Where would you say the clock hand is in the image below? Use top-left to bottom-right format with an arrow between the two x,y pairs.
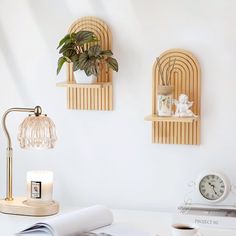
208,182 -> 220,196
212,187 -> 217,195
210,185 -> 221,196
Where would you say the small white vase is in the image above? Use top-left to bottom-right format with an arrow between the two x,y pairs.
157,94 -> 173,116
157,85 -> 174,116
74,71 -> 97,84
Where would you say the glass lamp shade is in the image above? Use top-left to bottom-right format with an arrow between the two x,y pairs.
18,114 -> 57,149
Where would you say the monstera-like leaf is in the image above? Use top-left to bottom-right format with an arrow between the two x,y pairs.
73,45 -> 119,77
56,31 -> 98,75
56,30 -> 118,77
57,56 -> 71,75
75,31 -> 98,45
106,57 -> 118,72
88,45 -> 102,57
57,33 -> 76,49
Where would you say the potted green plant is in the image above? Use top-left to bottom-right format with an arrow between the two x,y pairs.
57,31 -> 118,83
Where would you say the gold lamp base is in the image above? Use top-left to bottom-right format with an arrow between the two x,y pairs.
0,197 -> 59,216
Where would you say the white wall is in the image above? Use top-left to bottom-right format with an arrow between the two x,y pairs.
0,0 -> 236,211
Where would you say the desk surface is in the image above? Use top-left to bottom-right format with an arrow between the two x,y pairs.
1,208 -> 236,236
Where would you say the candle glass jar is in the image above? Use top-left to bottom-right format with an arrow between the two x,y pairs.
26,170 -> 53,205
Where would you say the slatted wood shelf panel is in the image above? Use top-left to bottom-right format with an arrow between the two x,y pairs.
58,17 -> 113,110
63,84 -> 113,110
145,115 -> 199,123
146,49 -> 201,145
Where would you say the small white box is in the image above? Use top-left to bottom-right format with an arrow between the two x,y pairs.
173,205 -> 236,230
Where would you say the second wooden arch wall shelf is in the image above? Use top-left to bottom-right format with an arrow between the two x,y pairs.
57,17 -> 113,110
145,49 -> 201,145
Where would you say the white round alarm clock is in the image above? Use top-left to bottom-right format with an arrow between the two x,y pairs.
196,171 -> 231,203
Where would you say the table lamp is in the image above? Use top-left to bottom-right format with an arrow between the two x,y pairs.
0,106 -> 59,216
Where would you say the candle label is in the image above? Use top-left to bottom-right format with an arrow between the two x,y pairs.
31,181 -> 41,199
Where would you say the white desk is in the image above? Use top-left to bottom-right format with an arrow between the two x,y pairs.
1,208 -> 236,236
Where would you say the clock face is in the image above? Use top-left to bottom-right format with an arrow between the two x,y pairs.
199,174 -> 225,201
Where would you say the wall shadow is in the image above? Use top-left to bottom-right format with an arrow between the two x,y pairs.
0,21 -> 31,103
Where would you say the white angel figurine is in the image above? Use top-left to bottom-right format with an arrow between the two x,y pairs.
174,94 -> 197,117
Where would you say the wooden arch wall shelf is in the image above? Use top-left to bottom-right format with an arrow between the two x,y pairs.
145,49 -> 201,145
57,17 -> 113,110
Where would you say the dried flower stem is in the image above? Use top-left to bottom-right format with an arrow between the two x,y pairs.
167,58 -> 176,85
156,56 -> 176,86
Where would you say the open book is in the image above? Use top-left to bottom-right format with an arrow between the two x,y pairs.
16,205 -> 152,236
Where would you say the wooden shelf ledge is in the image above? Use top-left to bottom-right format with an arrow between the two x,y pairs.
56,81 -> 112,88
145,115 -> 199,123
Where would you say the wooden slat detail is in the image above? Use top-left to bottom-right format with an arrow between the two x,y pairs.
60,17 -> 113,110
56,82 -> 111,88
151,49 -> 201,145
64,85 -> 112,110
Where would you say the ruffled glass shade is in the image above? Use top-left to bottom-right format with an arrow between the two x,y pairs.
18,115 -> 57,149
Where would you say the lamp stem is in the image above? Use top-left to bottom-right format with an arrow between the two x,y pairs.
2,106 -> 42,201
6,148 -> 13,200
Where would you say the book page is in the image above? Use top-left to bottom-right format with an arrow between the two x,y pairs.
17,205 -> 113,236
93,223 -> 153,236
16,206 -> 154,236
